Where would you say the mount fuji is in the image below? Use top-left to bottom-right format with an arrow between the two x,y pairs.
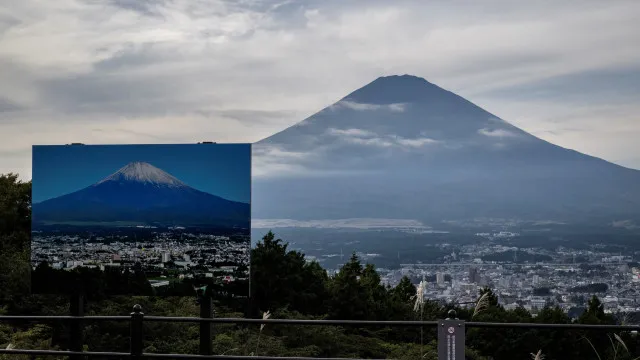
32,162 -> 250,228
252,75 -> 640,225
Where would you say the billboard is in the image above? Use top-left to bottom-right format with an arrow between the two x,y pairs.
31,143 -> 251,296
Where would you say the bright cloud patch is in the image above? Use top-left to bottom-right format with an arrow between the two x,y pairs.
395,136 -> 439,147
332,100 -> 406,112
252,143 -> 380,178
326,127 -> 439,149
478,128 -> 520,138
326,128 -> 377,137
252,144 -> 313,178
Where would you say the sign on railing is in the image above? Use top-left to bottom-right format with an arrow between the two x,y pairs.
438,319 -> 465,360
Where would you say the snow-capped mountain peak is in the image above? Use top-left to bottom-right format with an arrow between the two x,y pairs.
97,161 -> 186,187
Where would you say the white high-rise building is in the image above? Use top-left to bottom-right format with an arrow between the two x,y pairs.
162,252 -> 171,263
436,272 -> 445,285
532,275 -> 541,286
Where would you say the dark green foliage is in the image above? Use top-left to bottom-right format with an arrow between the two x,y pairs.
31,262 -> 154,298
250,231 -> 329,315
570,283 -> 609,293
533,287 -> 552,296
0,174 -> 31,238
0,174 -> 31,299
391,276 -> 415,303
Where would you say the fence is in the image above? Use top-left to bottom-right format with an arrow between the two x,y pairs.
1,304 -> 639,360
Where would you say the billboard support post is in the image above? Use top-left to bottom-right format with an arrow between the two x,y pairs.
130,304 -> 144,358
196,286 -> 213,355
69,293 -> 84,360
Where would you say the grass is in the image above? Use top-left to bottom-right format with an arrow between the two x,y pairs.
253,310 -> 271,356
411,280 -> 427,358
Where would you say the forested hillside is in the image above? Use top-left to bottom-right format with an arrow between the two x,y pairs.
0,173 -> 638,360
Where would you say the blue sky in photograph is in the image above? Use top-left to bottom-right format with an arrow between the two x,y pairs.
32,143 -> 251,203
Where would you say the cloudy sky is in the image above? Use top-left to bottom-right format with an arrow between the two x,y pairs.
1,0 -> 639,179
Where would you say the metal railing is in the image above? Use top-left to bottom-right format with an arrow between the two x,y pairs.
1,305 -> 639,360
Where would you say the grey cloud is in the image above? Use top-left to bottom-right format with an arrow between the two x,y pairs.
39,72 -> 189,116
445,53 -> 553,84
92,44 -> 169,72
90,128 -> 170,140
0,12 -> 22,33
537,128 -> 587,136
216,109 -> 300,125
37,67 -> 303,126
478,66 -> 640,105
106,0 -> 169,17
0,147 -> 30,157
0,97 -> 22,112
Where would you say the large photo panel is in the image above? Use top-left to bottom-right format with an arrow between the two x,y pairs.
31,143 -> 251,297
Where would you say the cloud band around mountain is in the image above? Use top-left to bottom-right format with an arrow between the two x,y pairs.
478,127 -> 520,138
330,100 -> 407,112
326,127 -> 440,149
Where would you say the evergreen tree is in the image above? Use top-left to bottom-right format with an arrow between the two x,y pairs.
328,253 -> 367,320
0,174 -> 31,299
360,264 -> 388,320
251,231 -> 328,314
391,276 -> 415,304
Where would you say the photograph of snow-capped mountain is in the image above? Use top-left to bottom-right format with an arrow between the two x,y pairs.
30,143 -> 251,296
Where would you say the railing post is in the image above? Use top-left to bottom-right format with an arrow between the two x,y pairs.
199,293 -> 213,355
635,327 -> 640,357
130,304 -> 144,358
437,310 -> 465,360
69,293 -> 84,360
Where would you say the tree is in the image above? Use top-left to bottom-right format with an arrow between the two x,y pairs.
392,276 -> 415,304
251,231 -> 329,315
328,253 -> 367,320
360,264 -> 388,320
0,174 -> 31,239
251,231 -> 290,312
572,296 -> 616,359
0,174 -> 32,299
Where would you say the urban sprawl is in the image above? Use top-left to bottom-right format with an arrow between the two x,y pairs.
32,229 -> 640,315
31,229 -> 250,287
314,232 -> 640,316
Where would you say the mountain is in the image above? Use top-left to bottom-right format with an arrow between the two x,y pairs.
252,75 -> 640,225
33,162 -> 250,228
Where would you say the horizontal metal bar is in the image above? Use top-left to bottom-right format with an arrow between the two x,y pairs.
0,315 -> 129,321
143,317 -> 440,326
1,315 -> 638,332
0,349 -> 378,360
0,349 -> 128,357
141,354 -> 377,360
465,322 -> 640,331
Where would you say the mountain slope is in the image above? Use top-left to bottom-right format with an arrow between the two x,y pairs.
252,75 -> 640,224
33,162 -> 250,228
